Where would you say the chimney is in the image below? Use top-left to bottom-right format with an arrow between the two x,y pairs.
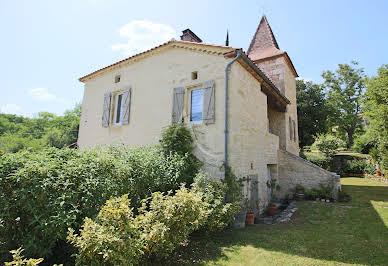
180,29 -> 202,43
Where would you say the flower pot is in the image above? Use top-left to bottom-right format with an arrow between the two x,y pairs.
246,213 -> 255,225
376,170 -> 382,177
267,205 -> 277,216
326,199 -> 330,203
321,199 -> 325,202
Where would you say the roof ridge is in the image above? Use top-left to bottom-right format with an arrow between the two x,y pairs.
79,41 -> 240,82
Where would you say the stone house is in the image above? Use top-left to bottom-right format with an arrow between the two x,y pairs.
77,16 -> 340,212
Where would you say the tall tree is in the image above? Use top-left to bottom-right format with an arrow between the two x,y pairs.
296,79 -> 328,147
363,65 -> 388,171
322,61 -> 365,148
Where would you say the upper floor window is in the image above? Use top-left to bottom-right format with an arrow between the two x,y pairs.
114,93 -> 124,125
190,88 -> 203,123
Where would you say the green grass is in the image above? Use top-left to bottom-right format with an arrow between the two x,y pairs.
162,178 -> 388,265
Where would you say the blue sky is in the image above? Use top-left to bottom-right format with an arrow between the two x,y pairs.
1,0 -> 387,117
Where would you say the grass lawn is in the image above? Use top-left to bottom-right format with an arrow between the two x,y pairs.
163,177 -> 388,265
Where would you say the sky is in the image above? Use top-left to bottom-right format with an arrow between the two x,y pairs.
0,0 -> 387,117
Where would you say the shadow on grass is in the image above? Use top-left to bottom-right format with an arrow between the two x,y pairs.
159,180 -> 388,265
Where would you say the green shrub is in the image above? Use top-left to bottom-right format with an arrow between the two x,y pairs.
314,134 -> 345,157
0,145 -> 188,262
67,195 -> 143,266
295,184 -> 305,191
305,153 -> 331,169
160,123 -> 202,185
191,172 -> 241,232
342,160 -> 375,175
353,133 -> 376,154
4,248 -> 43,266
68,185 -> 207,265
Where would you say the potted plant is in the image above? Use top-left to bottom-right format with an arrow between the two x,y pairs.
295,184 -> 305,200
244,197 -> 256,225
266,178 -> 280,216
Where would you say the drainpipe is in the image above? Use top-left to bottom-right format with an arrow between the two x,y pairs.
224,49 -> 242,178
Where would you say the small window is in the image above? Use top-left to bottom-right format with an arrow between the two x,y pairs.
190,89 -> 203,123
191,71 -> 198,80
114,93 -> 124,125
115,75 -> 121,83
289,117 -> 293,140
293,120 -> 296,141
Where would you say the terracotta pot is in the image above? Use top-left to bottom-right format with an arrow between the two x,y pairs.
267,205 -> 277,216
376,170 -> 382,177
246,213 -> 255,225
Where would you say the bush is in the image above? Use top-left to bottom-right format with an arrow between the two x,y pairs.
304,153 -> 332,169
342,160 -> 375,175
0,145 -> 188,262
160,123 -> 202,185
314,134 -> 345,157
4,248 -> 43,266
68,185 -> 207,265
353,133 -> 376,154
191,172 -> 241,232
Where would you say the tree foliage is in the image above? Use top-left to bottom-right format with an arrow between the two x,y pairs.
322,61 -> 365,148
363,64 -> 388,172
0,104 -> 81,153
296,79 -> 328,147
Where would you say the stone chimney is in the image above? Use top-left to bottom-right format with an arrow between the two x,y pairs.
180,29 -> 202,43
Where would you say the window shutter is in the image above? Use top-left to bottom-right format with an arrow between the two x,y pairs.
102,92 -> 112,127
202,80 -> 215,124
293,120 -> 296,141
172,87 -> 185,123
121,87 -> 132,125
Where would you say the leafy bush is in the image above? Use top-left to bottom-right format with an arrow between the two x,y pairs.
191,172 -> 241,232
68,185 -> 207,265
295,184 -> 305,192
4,248 -> 43,266
67,195 -> 143,266
160,123 -> 202,186
353,133 -> 376,154
342,160 -> 375,175
0,145 -> 188,262
304,152 -> 332,169
314,134 -> 345,157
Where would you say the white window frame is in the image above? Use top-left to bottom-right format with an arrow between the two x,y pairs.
113,92 -> 124,126
189,88 -> 203,124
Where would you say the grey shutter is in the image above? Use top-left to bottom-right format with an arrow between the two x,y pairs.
121,87 -> 132,125
172,87 -> 185,123
102,92 -> 112,127
289,116 -> 293,140
202,80 -> 215,124
293,120 -> 296,141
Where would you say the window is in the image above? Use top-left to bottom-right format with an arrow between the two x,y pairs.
114,93 -> 124,125
289,116 -> 293,140
190,88 -> 203,123
191,71 -> 198,80
293,120 -> 296,141
115,75 -> 121,83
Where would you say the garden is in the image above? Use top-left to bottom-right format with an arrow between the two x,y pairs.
0,124 -> 242,265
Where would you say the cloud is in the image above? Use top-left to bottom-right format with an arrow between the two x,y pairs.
296,77 -> 313,82
112,20 -> 177,56
29,88 -> 65,102
0,104 -> 22,115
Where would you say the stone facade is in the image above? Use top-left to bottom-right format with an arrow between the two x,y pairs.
278,150 -> 341,199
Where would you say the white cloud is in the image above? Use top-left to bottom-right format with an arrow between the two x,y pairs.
296,77 -> 313,82
112,20 -> 177,56
0,104 -> 22,115
29,88 -> 65,103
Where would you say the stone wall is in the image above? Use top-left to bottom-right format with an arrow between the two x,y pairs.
277,150 -> 341,199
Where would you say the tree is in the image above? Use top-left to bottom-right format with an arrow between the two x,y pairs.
322,61 -> 365,148
296,79 -> 328,147
363,65 -> 388,171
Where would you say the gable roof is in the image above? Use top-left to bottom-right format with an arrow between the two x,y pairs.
79,41 -> 238,82
247,15 -> 298,77
78,40 -> 290,109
